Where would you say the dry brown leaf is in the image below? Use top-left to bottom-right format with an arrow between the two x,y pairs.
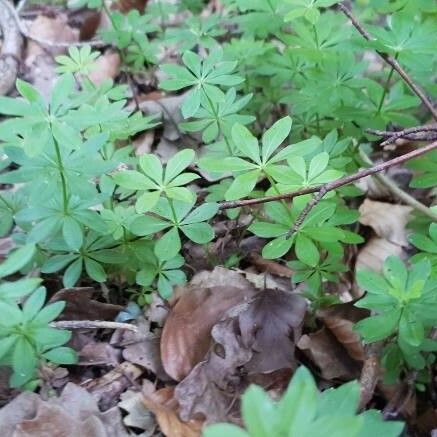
116,0 -> 148,13
26,14 -> 79,58
0,383 -> 125,436
239,289 -> 306,374
175,317 -> 252,423
50,287 -> 122,321
88,51 -> 121,86
113,317 -> 168,380
161,268 -> 256,381
317,303 -> 368,362
143,387 -> 202,437
358,199 -> 412,246
297,327 -> 361,380
174,289 -> 306,422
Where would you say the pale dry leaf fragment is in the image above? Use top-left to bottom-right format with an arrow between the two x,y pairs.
142,387 -> 202,437
317,302 -> 368,362
0,383 -> 126,437
26,14 -> 79,58
358,199 -> 412,246
297,327 -> 361,380
119,385 -> 155,434
88,51 -> 121,86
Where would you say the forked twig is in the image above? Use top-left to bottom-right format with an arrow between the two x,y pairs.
367,125 -> 437,145
218,141 -> 437,214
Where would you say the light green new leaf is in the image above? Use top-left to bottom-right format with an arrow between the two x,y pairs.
261,116 -> 292,163
232,123 -> 260,164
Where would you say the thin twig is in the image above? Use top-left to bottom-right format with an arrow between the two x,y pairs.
51,320 -> 138,332
367,125 -> 437,146
358,149 -> 437,221
218,141 -> 437,211
337,3 -> 437,121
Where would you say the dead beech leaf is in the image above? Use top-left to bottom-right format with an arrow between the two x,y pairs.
26,14 -> 79,58
0,383 -> 125,436
175,289 -> 306,422
113,317 -> 168,380
50,287 -> 122,321
88,51 -> 121,86
175,317 -> 252,423
297,328 -> 361,380
317,303 -> 368,362
161,268 -> 256,381
358,199 -> 412,246
143,387 -> 202,437
239,289 -> 306,374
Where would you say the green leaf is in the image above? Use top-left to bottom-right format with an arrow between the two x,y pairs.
113,170 -> 157,190
84,258 -> 107,282
129,215 -> 170,236
33,301 -> 65,324
181,222 -> 214,243
135,190 -> 161,213
154,227 -> 181,261
62,216 -> 83,250
295,234 -> 320,267
43,347 -> 77,364
203,424 -> 249,437
308,152 -> 329,182
354,309 -> 401,343
22,287 -> 46,321
63,258 -> 82,287
262,237 -> 293,259
232,124 -> 260,164
11,337 -> 37,387
0,336 -> 16,361
139,154 -> 163,184
241,385 -> 276,437
182,203 -> 218,224
165,149 -> 195,183
261,116 -> 292,163
0,244 -> 36,278
225,170 -> 260,201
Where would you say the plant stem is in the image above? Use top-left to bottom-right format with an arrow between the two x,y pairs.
204,92 -> 233,155
53,136 -> 69,214
376,53 -> 398,114
218,140 -> 437,211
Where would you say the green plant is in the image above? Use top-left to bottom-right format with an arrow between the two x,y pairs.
0,245 -> 76,388
354,256 -> 437,383
204,366 -> 404,437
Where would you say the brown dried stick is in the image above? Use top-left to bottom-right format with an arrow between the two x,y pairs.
218,140 -> 437,211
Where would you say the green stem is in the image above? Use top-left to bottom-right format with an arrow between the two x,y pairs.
376,54 -> 398,114
204,93 -> 232,155
53,136 -> 69,214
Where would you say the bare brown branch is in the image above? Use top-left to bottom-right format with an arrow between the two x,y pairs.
219,141 -> 437,212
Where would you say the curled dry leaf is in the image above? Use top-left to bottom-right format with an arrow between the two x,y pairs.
0,383 -> 125,436
143,387 -> 202,437
175,289 -> 306,422
50,287 -> 123,321
161,268 -> 257,381
358,199 -> 412,246
317,302 -> 368,362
